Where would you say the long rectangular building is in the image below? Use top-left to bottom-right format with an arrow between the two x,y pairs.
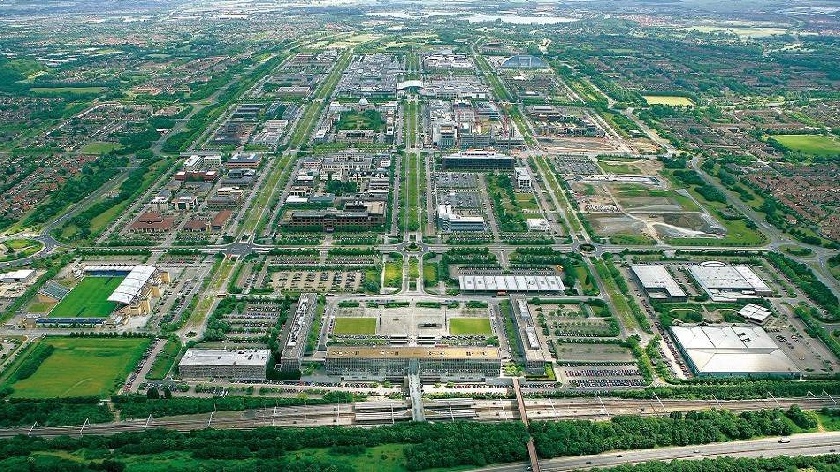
325,346 -> 500,380
670,325 -> 800,378
442,150 -> 515,170
689,262 -> 771,302
459,274 -> 565,293
179,349 -> 270,380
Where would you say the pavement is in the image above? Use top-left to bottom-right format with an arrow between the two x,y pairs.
475,431 -> 840,472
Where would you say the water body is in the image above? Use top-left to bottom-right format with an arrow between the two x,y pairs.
464,13 -> 580,24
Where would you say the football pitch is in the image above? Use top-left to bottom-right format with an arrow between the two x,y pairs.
50,276 -> 124,318
6,337 -> 151,398
449,318 -> 492,336
333,317 -> 376,335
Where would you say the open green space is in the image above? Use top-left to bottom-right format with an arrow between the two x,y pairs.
145,338 -> 181,380
771,134 -> 840,157
0,238 -> 43,261
50,276 -> 124,318
384,253 -> 403,289
336,109 -> 385,131
5,336 -> 150,398
333,317 -> 376,335
30,86 -> 107,95
449,318 -> 492,336
80,141 -> 123,155
643,95 -> 694,106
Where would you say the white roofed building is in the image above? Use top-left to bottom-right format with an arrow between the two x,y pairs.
179,349 -> 270,380
671,324 -> 800,378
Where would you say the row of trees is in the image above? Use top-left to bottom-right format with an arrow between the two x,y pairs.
598,454 -> 840,472
766,252 -> 839,319
0,420 -> 527,471
531,407 -> 806,458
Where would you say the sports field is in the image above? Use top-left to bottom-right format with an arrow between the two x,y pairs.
771,134 -> 840,157
50,276 -> 124,318
7,337 -> 151,398
449,318 -> 492,336
643,95 -> 695,106
333,317 -> 376,335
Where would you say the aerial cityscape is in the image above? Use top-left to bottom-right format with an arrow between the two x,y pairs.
0,0 -> 839,470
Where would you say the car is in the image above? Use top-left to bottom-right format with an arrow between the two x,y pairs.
778,437 -> 791,443
693,450 -> 700,454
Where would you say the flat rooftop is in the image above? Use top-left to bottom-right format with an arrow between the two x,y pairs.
180,349 -> 270,367
326,346 -> 500,360
459,274 -> 565,292
671,324 -> 800,376
631,265 -> 686,299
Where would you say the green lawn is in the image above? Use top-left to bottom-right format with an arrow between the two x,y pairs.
643,95 -> 694,106
7,337 -> 151,398
449,318 -> 492,336
336,109 -> 384,131
145,339 -> 181,380
80,141 -> 123,155
333,317 -> 376,335
50,276 -> 124,318
771,134 -> 840,157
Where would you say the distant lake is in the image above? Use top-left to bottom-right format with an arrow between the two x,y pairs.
464,14 -> 580,24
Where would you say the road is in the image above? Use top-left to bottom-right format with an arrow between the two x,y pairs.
476,431 -> 840,472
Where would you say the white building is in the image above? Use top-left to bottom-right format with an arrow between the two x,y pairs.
0,269 -> 36,284
179,349 -> 270,380
515,167 -> 532,191
437,204 -> 486,232
631,265 -> 687,301
689,262 -> 771,302
671,324 -> 800,378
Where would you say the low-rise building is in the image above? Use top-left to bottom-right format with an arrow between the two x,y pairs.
179,349 -> 270,380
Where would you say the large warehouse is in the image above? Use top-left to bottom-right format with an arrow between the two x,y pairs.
671,324 -> 800,378
325,346 -> 501,380
688,262 -> 771,302
179,349 -> 270,380
631,265 -> 687,301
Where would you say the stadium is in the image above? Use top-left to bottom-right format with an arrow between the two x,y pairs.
38,265 -> 169,325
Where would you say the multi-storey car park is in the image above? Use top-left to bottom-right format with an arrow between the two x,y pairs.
0,9 -> 839,470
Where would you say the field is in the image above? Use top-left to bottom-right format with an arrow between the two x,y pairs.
80,141 -> 123,155
333,317 -> 376,335
335,109 -> 384,131
50,276 -> 124,318
771,134 -> 840,157
7,337 -> 151,398
30,86 -> 107,95
449,318 -> 492,336
643,95 -> 695,107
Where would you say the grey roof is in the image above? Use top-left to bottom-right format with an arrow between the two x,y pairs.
179,349 -> 270,367
671,324 -> 800,375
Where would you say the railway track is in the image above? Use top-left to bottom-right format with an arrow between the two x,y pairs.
0,396 -> 833,439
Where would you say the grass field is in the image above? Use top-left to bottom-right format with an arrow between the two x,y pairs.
145,338 -> 181,380
80,141 -> 123,155
50,276 -> 124,318
333,317 -> 376,335
643,95 -> 695,107
30,86 -> 107,95
771,134 -> 840,157
449,318 -> 492,336
7,337 -> 150,398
